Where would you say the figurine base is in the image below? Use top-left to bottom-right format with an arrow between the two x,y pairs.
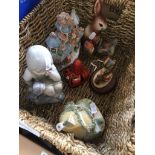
28,93 -> 65,104
90,69 -> 117,94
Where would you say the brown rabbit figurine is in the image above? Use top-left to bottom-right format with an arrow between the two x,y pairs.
82,0 -> 107,55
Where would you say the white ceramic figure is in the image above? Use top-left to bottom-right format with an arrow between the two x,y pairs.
23,45 -> 64,104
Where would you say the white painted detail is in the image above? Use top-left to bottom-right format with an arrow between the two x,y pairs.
68,115 -> 76,125
89,32 -> 96,40
56,122 -> 65,131
90,102 -> 97,114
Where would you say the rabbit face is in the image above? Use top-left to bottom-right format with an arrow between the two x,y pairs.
93,0 -> 107,31
93,17 -> 107,31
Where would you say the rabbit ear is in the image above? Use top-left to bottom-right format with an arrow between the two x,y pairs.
94,0 -> 102,15
101,0 -> 106,16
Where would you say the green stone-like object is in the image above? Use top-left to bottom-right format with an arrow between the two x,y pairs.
57,98 -> 105,141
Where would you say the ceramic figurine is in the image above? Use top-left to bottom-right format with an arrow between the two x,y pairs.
23,45 -> 64,104
56,98 -> 105,141
45,10 -> 84,70
90,59 -> 116,94
63,59 -> 90,87
89,37 -> 118,93
97,38 -> 118,56
82,0 -> 107,55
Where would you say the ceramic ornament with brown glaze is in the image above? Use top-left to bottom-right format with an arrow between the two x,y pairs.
90,58 -> 117,94
82,0 -> 107,55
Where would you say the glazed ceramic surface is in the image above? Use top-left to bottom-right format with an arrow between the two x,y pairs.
23,45 -> 64,104
56,98 -> 105,141
45,10 -> 84,70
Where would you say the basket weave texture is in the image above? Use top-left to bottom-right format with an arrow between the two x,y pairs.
19,0 -> 135,154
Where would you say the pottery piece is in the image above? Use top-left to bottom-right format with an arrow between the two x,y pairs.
56,98 -> 105,141
90,58 -> 117,94
45,9 -> 84,70
23,45 -> 64,104
63,59 -> 90,87
82,0 -> 107,55
97,38 -> 118,56
90,67 -> 116,94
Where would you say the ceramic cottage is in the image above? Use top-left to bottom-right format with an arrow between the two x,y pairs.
46,9 -> 84,70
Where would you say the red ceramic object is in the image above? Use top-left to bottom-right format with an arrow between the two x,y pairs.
73,59 -> 83,74
63,59 -> 90,87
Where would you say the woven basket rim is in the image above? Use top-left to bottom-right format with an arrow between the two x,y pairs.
20,0 -> 45,27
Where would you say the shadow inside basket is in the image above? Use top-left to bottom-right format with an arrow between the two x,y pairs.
20,43 -> 134,145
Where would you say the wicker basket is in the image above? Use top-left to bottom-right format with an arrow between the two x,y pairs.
19,0 -> 135,154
